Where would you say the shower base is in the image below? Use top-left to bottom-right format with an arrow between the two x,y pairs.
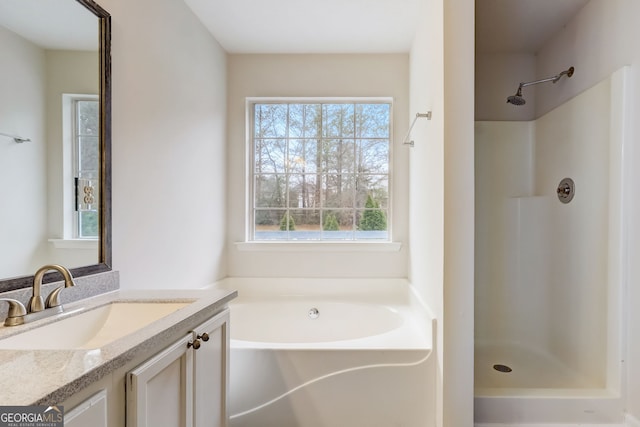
475,341 -> 593,389
474,341 -> 623,424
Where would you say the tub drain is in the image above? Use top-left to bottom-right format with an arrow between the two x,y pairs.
308,308 -> 319,319
493,364 -> 512,373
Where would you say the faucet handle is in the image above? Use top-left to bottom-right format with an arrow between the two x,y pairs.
44,277 -> 76,309
45,287 -> 64,308
0,299 -> 27,317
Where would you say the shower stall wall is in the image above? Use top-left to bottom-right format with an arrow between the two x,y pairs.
474,68 -> 627,424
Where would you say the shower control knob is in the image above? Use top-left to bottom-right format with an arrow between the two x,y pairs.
188,339 -> 201,350
197,333 -> 209,342
557,178 -> 575,204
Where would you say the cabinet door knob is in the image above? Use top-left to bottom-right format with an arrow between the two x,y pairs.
197,333 -> 209,342
188,339 -> 201,350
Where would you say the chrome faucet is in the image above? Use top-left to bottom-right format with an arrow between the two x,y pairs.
0,264 -> 76,326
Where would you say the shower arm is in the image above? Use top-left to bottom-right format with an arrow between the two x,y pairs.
518,67 -> 575,89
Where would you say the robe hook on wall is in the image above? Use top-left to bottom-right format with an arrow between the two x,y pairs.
403,111 -> 432,147
0,132 -> 31,143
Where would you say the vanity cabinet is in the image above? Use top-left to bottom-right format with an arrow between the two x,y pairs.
126,309 -> 230,427
192,310 -> 230,426
64,390 -> 108,427
61,374 -> 115,427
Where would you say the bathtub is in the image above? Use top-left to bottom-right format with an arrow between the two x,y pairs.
214,278 -> 435,427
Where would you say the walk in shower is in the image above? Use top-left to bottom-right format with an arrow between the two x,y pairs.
473,67 -> 627,424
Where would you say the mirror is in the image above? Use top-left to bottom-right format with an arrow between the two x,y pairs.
0,0 -> 111,292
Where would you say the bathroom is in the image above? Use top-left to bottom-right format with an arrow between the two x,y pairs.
0,0 -> 639,426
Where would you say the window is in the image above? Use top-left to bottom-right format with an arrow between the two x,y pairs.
65,95 -> 100,239
250,99 -> 391,241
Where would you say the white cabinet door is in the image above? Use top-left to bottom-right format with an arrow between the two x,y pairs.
193,309 -> 230,427
126,308 -> 230,427
127,335 -> 194,427
65,390 -> 108,427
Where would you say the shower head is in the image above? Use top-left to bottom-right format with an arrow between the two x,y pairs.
506,87 -> 526,106
506,66 -> 575,107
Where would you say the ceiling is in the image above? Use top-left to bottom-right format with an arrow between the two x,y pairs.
0,0 -> 97,51
0,0 -> 590,54
183,0 -> 422,54
475,0 -> 590,53
185,0 -> 590,54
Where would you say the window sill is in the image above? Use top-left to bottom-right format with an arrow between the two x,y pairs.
235,241 -> 402,252
49,238 -> 98,250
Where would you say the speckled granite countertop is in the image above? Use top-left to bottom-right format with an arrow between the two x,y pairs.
0,288 -> 236,406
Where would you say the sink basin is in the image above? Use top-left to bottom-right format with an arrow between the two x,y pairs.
0,301 -> 189,350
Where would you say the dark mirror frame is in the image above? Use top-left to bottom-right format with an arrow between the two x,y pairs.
0,0 -> 111,293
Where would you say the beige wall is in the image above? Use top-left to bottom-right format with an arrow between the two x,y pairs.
475,53 -> 537,121
443,0 -> 475,425
409,0 -> 444,424
99,0 -> 228,290
409,0 -> 476,424
535,0 -> 640,118
226,54 -> 410,278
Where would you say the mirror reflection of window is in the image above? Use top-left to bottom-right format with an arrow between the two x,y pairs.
65,94 -> 99,239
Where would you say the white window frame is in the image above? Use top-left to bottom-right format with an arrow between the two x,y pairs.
245,97 -> 394,244
61,93 -> 99,241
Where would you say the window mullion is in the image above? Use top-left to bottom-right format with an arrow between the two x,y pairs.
285,104 -> 291,234
353,103 -> 357,235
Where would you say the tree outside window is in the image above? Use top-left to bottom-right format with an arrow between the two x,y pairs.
251,100 -> 391,241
